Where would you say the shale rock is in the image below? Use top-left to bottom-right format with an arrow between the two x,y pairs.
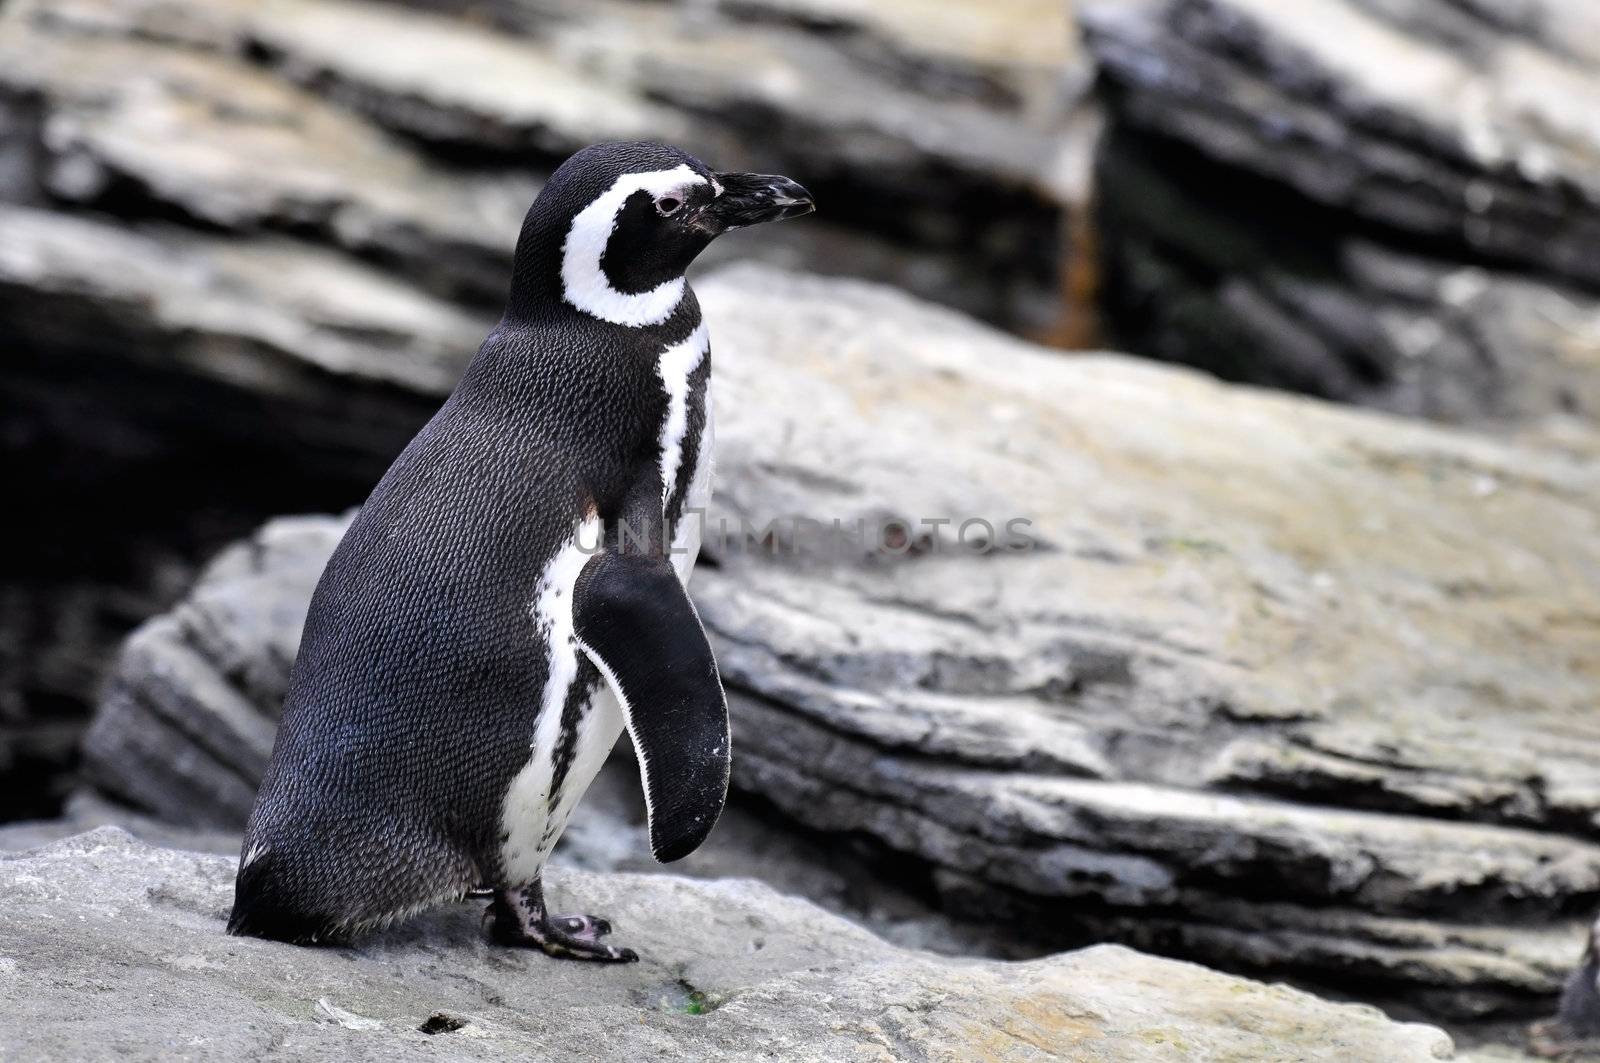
1080,0 -> 1600,428
0,204 -> 488,808
83,515 -> 348,822
4,0 -> 1083,329
695,268 -> 1600,1023
1083,0 -> 1600,283
0,792 -> 241,856
0,7 -> 538,306
0,204 -> 482,473
0,828 -> 1456,1061
84,268 -> 1600,1029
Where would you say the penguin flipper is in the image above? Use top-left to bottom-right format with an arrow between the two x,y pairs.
572,551 -> 729,863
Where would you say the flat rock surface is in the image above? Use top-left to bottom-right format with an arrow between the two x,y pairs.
692,268 -> 1600,1021
82,268 -> 1600,1031
0,828 -> 1456,1061
0,205 -> 483,398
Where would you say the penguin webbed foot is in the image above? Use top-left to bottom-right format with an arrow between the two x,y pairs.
486,882 -> 638,963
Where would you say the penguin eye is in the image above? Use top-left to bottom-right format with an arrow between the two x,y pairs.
654,195 -> 684,217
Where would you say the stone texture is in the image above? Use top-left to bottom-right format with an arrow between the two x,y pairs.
719,0 -> 1079,95
0,205 -> 488,798
82,268 -> 1600,1030
83,515 -> 347,822
0,792 -> 242,856
1093,129 -> 1600,430
0,828 -> 1457,1061
1080,0 -> 1600,429
0,204 -> 483,464
8,0 -> 1084,330
0,8 -> 538,305
1083,0 -> 1600,286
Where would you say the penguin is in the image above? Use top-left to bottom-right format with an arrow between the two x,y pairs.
1531,912 -> 1600,1055
226,141 -> 814,961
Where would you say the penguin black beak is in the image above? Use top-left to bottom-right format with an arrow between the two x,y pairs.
704,171 -> 815,232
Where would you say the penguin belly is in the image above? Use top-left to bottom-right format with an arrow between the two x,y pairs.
499,684 -> 625,884
670,388 -> 714,582
498,512 -> 623,883
497,379 -> 715,883
660,320 -> 714,582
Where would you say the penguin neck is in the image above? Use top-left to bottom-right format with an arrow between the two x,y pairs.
504,208 -> 698,336
501,231 -> 705,359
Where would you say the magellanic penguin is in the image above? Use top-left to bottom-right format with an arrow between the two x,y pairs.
227,142 -> 814,961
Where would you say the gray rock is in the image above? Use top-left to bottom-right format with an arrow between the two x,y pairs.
0,199 -> 483,485
0,828 -> 1457,1061
0,204 -> 488,799
6,0 -> 1084,330
717,0 -> 1080,81
554,754 -> 1047,960
1080,0 -> 1600,428
83,514 -> 349,823
690,268 -> 1600,1012
0,792 -> 240,855
0,7 -> 538,305
83,268 -> 1600,1031
1082,0 -> 1600,287
0,205 -> 484,403
1092,122 -> 1600,431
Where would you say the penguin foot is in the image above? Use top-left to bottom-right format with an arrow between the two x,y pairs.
548,914 -> 612,941
486,883 -> 638,963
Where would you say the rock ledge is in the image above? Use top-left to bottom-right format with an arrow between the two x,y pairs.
0,829 -> 1454,1061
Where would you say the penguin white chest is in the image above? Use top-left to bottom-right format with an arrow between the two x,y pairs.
497,512 -> 622,883
656,321 -> 713,579
496,326 -> 715,885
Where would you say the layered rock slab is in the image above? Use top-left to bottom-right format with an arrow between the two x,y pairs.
691,269 -> 1600,1018
83,268 -> 1600,1026
0,828 -> 1456,1061
3,0 -> 1083,330
0,203 -> 488,809
1079,0 -> 1600,428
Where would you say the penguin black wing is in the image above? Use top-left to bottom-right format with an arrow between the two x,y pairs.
572,551 -> 729,863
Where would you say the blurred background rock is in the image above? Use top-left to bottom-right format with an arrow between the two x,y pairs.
3,0 -> 1600,1058
1084,0 -> 1600,431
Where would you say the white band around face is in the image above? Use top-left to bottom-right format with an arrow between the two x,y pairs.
560,164 -> 707,327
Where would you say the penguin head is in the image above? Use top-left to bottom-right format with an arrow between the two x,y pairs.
509,141 -> 814,326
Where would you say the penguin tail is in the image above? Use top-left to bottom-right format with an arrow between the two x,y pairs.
226,844 -> 350,946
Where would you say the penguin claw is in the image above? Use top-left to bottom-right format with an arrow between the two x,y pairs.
485,886 -> 636,962
505,924 -> 638,963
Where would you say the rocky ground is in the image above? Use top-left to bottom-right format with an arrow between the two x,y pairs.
0,829 -> 1456,1061
67,267 -> 1600,1057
